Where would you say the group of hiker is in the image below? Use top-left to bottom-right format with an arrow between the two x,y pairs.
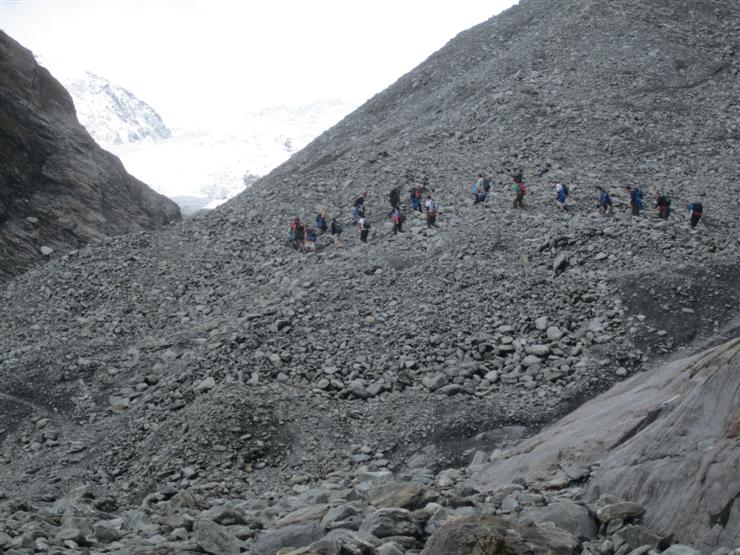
288,186 -> 440,250
289,210 -> 343,252
473,169 -> 704,227
288,169 -> 705,251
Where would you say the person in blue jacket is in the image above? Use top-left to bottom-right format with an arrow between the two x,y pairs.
597,187 -> 613,214
626,186 -> 644,216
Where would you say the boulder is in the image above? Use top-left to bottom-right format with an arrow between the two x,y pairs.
420,515 -> 580,554
596,502 -> 645,523
360,508 -> 423,539
275,504 -> 330,527
251,523 -> 326,555
519,501 -> 597,539
366,482 -> 434,510
280,528 -> 380,555
193,519 -> 240,555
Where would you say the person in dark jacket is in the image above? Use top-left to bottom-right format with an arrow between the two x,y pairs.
655,192 -> 671,220
358,215 -> 370,243
687,202 -> 704,228
597,187 -> 613,214
330,218 -> 342,246
626,186 -> 644,216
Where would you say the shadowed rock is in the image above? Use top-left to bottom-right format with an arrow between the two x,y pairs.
0,31 -> 179,282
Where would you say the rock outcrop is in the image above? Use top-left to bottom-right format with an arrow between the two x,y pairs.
0,31 -> 180,282
467,337 -> 740,550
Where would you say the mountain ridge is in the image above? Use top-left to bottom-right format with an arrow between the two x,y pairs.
63,70 -> 172,147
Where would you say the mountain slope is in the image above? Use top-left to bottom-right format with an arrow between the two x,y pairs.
0,1 -> 739,553
0,32 -> 180,282
64,71 -> 171,147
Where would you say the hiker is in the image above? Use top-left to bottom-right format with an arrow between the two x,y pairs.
410,183 -> 424,212
352,192 -> 367,223
472,174 -> 488,206
390,205 -> 403,234
512,181 -> 526,208
597,187 -> 613,214
330,217 -> 343,246
315,210 -> 328,233
471,174 -> 482,204
482,174 -> 492,194
655,192 -> 671,220
687,202 -> 703,228
555,182 -> 569,210
512,168 -> 525,187
290,217 -> 305,251
358,214 -> 370,243
512,168 -> 526,208
626,186 -> 644,216
425,195 -> 438,228
389,187 -> 401,209
304,226 -> 318,251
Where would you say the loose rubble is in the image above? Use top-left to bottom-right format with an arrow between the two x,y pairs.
2,0 -> 740,553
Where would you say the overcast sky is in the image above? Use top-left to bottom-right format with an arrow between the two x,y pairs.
1,0 -> 517,128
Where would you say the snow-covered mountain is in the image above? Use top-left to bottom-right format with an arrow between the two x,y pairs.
109,99 -> 357,212
64,71 -> 171,146
59,69 -> 356,213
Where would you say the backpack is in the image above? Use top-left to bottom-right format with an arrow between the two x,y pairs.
692,202 -> 703,214
562,185 -> 569,195
483,177 -> 491,192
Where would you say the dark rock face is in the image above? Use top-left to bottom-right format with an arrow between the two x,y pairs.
0,31 -> 180,282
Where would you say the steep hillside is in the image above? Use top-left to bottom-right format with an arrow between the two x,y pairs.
0,31 -> 180,282
239,0 -> 740,221
0,0 -> 739,553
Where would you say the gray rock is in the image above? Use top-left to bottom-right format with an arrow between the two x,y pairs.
614,524 -> 662,550
274,504 -> 330,527
596,502 -> 646,523
526,344 -> 550,357
195,376 -> 216,392
378,542 -> 405,555
201,504 -> 247,526
519,501 -> 597,539
546,326 -> 564,341
662,546 -> 701,555
55,527 -> 89,547
422,372 -> 448,391
420,515 -> 580,554
193,519 -> 240,555
360,508 -> 423,539
250,523 -> 325,555
553,254 -> 569,272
